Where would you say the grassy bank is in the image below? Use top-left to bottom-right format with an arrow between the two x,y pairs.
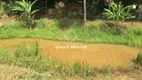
0,44 -> 141,80
0,19 -> 142,47
0,19 -> 141,79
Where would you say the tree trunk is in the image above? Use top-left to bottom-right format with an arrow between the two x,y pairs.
45,0 -> 47,16
83,0 -> 87,25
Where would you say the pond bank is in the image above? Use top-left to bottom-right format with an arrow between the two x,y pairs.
0,38 -> 140,69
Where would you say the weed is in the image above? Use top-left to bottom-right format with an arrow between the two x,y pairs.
99,65 -> 113,75
14,42 -> 38,57
36,18 -> 47,28
1,21 -> 25,30
82,64 -> 95,76
136,51 -> 142,65
100,21 -> 126,35
73,62 -> 81,74
35,41 -> 39,56
58,18 -> 73,29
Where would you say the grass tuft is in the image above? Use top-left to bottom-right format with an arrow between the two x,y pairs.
136,50 -> 142,65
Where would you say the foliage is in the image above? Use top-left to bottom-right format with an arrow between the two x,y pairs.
12,0 -> 39,29
14,43 -> 38,57
0,19 -> 142,47
73,62 -> 95,76
136,51 -> 142,65
73,62 -> 81,74
36,18 -> 47,28
99,65 -> 113,74
0,1 -> 13,18
0,1 -> 6,18
103,1 -> 135,21
137,4 -> 142,20
86,3 -> 104,19
58,18 -> 74,29
1,21 -> 25,30
0,44 -> 95,78
100,21 -> 126,35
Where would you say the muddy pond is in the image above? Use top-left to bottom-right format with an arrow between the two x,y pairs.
0,39 -> 140,69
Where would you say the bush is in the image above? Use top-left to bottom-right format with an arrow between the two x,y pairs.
100,22 -> 126,35
36,18 -> 48,28
14,42 -> 38,57
99,65 -> 112,74
0,1 -> 7,18
1,21 -> 25,29
73,62 -> 81,74
58,18 -> 74,29
103,1 -> 135,21
127,27 -> 142,36
136,4 -> 142,21
12,0 -> 39,29
0,1 -> 14,18
136,51 -> 142,65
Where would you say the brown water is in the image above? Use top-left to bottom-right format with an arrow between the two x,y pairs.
0,39 -> 140,68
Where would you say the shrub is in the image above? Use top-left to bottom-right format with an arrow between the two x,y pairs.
14,42 -> 39,57
73,62 -> 81,74
136,4 -> 142,21
0,1 -> 7,18
12,0 -> 39,29
127,27 -> 142,36
103,1 -> 135,21
136,51 -> 142,65
36,19 -> 47,28
73,62 -> 95,76
100,22 -> 126,35
99,65 -> 112,74
58,18 -> 73,29
0,1 -> 13,18
1,21 -> 25,29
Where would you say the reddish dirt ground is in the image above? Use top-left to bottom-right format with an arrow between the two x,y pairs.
0,22 -> 3,27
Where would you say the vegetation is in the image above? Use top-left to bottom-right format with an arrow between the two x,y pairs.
0,1 -> 6,18
0,0 -> 141,80
136,51 -> 142,65
0,19 -> 142,47
12,0 -> 39,29
103,1 -> 135,21
0,44 -> 141,80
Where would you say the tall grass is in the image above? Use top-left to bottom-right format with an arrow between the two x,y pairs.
0,44 -> 141,79
0,19 -> 141,47
14,43 -> 38,57
0,44 -> 116,78
136,51 -> 142,65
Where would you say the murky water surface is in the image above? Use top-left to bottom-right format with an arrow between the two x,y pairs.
0,39 -> 140,68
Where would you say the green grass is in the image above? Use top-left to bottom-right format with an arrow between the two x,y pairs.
0,18 -> 142,79
0,44 -> 95,77
0,44 -> 99,79
0,44 -> 141,80
1,64 -> 140,80
0,19 -> 142,48
136,51 -> 142,64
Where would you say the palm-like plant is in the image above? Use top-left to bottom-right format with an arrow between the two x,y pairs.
103,1 -> 135,21
12,0 -> 39,29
